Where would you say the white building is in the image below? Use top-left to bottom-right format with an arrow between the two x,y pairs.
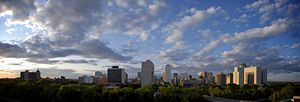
78,75 -> 94,84
233,64 -> 267,85
163,64 -> 172,83
141,60 -> 154,87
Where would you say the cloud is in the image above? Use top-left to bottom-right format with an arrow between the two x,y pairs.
244,0 -> 298,24
160,47 -> 190,62
196,18 -> 291,58
32,0 -> 104,46
290,43 -> 300,49
221,43 -> 300,73
164,6 -> 224,48
0,0 -> 36,22
228,18 -> 290,42
0,42 -> 26,58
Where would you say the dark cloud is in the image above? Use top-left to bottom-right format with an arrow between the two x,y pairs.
25,58 -> 59,64
0,0 -> 36,21
0,42 -> 26,58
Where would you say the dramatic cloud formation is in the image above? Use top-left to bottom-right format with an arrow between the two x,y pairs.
0,0 -> 299,81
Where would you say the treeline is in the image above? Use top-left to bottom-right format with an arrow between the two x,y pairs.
0,79 -> 299,102
206,84 -> 272,100
0,79 -> 207,102
269,84 -> 300,102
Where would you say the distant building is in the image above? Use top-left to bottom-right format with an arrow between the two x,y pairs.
226,73 -> 233,84
233,63 -> 267,85
20,70 -> 41,80
179,72 -> 189,86
78,75 -> 94,84
107,66 -> 126,86
141,60 -> 154,87
163,64 -> 172,83
198,71 -> 214,84
94,76 -> 108,86
137,72 -> 141,80
172,73 -> 179,84
215,72 -> 226,86
95,71 -> 103,77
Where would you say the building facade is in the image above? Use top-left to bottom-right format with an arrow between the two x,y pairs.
78,75 -> 94,84
20,70 -> 41,80
163,64 -> 172,83
141,60 -> 154,87
198,71 -> 214,84
215,72 -> 226,86
233,64 -> 267,85
107,66 -> 126,85
95,71 -> 103,77
226,73 -> 233,84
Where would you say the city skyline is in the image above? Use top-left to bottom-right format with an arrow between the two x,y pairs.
0,0 -> 300,82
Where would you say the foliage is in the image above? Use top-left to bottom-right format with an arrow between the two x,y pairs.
269,84 -> 300,102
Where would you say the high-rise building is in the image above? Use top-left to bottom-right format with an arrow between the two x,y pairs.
78,75 -> 94,84
95,71 -> 102,77
141,60 -> 154,87
172,73 -> 179,84
163,64 -> 172,83
20,70 -> 41,80
215,72 -> 226,86
233,64 -> 267,85
226,73 -> 233,84
107,66 -> 126,85
233,63 -> 246,85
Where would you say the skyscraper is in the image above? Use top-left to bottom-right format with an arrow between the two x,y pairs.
233,63 -> 246,85
163,64 -> 172,83
141,60 -> 154,87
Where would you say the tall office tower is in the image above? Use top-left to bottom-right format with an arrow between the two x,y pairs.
226,73 -> 233,84
215,72 -> 226,86
20,70 -> 41,80
233,63 -> 246,85
107,66 -> 126,85
95,71 -> 102,77
141,60 -> 154,87
164,64 -> 172,83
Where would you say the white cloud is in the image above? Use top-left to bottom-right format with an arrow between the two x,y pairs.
5,28 -> 17,34
290,43 -> 300,49
164,7 -> 224,48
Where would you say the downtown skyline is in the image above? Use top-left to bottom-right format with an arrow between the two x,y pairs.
0,0 -> 300,82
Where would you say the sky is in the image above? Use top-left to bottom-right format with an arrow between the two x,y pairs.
0,0 -> 299,82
